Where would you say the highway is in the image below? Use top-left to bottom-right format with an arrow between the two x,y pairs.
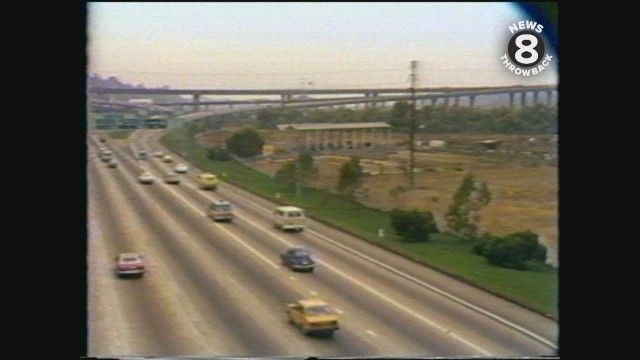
87,129 -> 559,357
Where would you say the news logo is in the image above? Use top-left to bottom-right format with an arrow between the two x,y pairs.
500,20 -> 553,77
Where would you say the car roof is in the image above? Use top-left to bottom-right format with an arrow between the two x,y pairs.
298,299 -> 329,308
289,246 -> 309,252
277,206 -> 303,212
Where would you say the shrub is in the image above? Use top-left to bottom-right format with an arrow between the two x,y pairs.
389,209 -> 439,242
207,147 -> 231,161
475,231 -> 547,269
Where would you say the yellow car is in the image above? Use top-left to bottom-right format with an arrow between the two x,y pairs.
285,299 -> 340,336
197,172 -> 219,190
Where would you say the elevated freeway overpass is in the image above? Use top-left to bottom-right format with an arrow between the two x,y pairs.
89,84 -> 557,112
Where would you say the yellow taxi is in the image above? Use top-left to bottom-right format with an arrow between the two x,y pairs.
285,299 -> 340,336
197,172 -> 219,190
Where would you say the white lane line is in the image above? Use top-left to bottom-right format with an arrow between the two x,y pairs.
217,185 -> 557,351
319,255 -> 491,355
335,308 -> 344,315
366,330 -> 378,337
115,149 -> 281,271
163,183 -> 281,270
309,290 -> 317,296
200,201 -> 491,355
135,134 -> 550,352
289,276 -> 296,281
306,229 -> 558,350
149,169 -> 490,354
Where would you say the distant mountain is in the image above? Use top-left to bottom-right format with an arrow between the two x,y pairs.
88,74 -> 188,104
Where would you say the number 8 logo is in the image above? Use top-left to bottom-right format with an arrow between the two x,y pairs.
507,30 -> 545,67
515,34 -> 538,65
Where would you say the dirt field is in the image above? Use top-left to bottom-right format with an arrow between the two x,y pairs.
200,130 -> 558,266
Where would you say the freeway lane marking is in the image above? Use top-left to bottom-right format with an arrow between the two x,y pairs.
104,137 -> 281,271
126,142 -> 492,354
307,229 -> 558,351
317,253 -> 491,355
156,179 -> 281,270
134,132 -> 555,352
215,183 -> 558,351
366,330 -> 378,337
196,192 -> 492,356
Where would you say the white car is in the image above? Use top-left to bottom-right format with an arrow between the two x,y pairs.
115,253 -> 145,278
138,172 -> 155,184
164,172 -> 181,185
174,163 -> 189,173
162,155 -> 174,163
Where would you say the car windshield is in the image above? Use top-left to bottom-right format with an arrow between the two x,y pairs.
290,248 -> 309,256
122,256 -> 140,262
216,204 -> 232,211
305,305 -> 334,315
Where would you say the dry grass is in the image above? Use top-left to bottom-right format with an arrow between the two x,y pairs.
199,130 -> 558,265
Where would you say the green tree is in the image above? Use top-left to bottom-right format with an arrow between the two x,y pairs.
337,156 -> 364,198
473,231 -> 547,269
446,173 -> 491,238
275,161 -> 297,185
274,150 -> 318,195
256,109 -> 279,129
389,209 -> 439,242
390,101 -> 411,129
225,127 -> 265,157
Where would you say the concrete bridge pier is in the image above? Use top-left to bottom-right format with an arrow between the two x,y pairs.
280,94 -> 292,106
547,90 -> 553,105
193,94 -> 201,111
521,91 -> 527,106
453,96 -> 460,107
469,95 -> 476,108
509,93 -> 515,107
533,91 -> 539,104
431,97 -> 438,107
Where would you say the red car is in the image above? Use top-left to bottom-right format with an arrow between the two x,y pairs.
115,253 -> 145,278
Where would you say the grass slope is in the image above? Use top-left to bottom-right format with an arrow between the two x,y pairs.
160,128 -> 558,318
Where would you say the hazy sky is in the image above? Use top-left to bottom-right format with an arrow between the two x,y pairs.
87,2 -> 558,89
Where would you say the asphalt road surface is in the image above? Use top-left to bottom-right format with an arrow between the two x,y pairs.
87,129 -> 558,357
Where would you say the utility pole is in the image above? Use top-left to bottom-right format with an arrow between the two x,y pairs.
409,60 -> 418,188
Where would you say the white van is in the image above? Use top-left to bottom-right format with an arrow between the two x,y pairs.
273,206 -> 305,232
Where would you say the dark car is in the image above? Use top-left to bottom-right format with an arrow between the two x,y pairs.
280,246 -> 315,272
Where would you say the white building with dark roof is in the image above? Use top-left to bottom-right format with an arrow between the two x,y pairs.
276,122 -> 392,150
